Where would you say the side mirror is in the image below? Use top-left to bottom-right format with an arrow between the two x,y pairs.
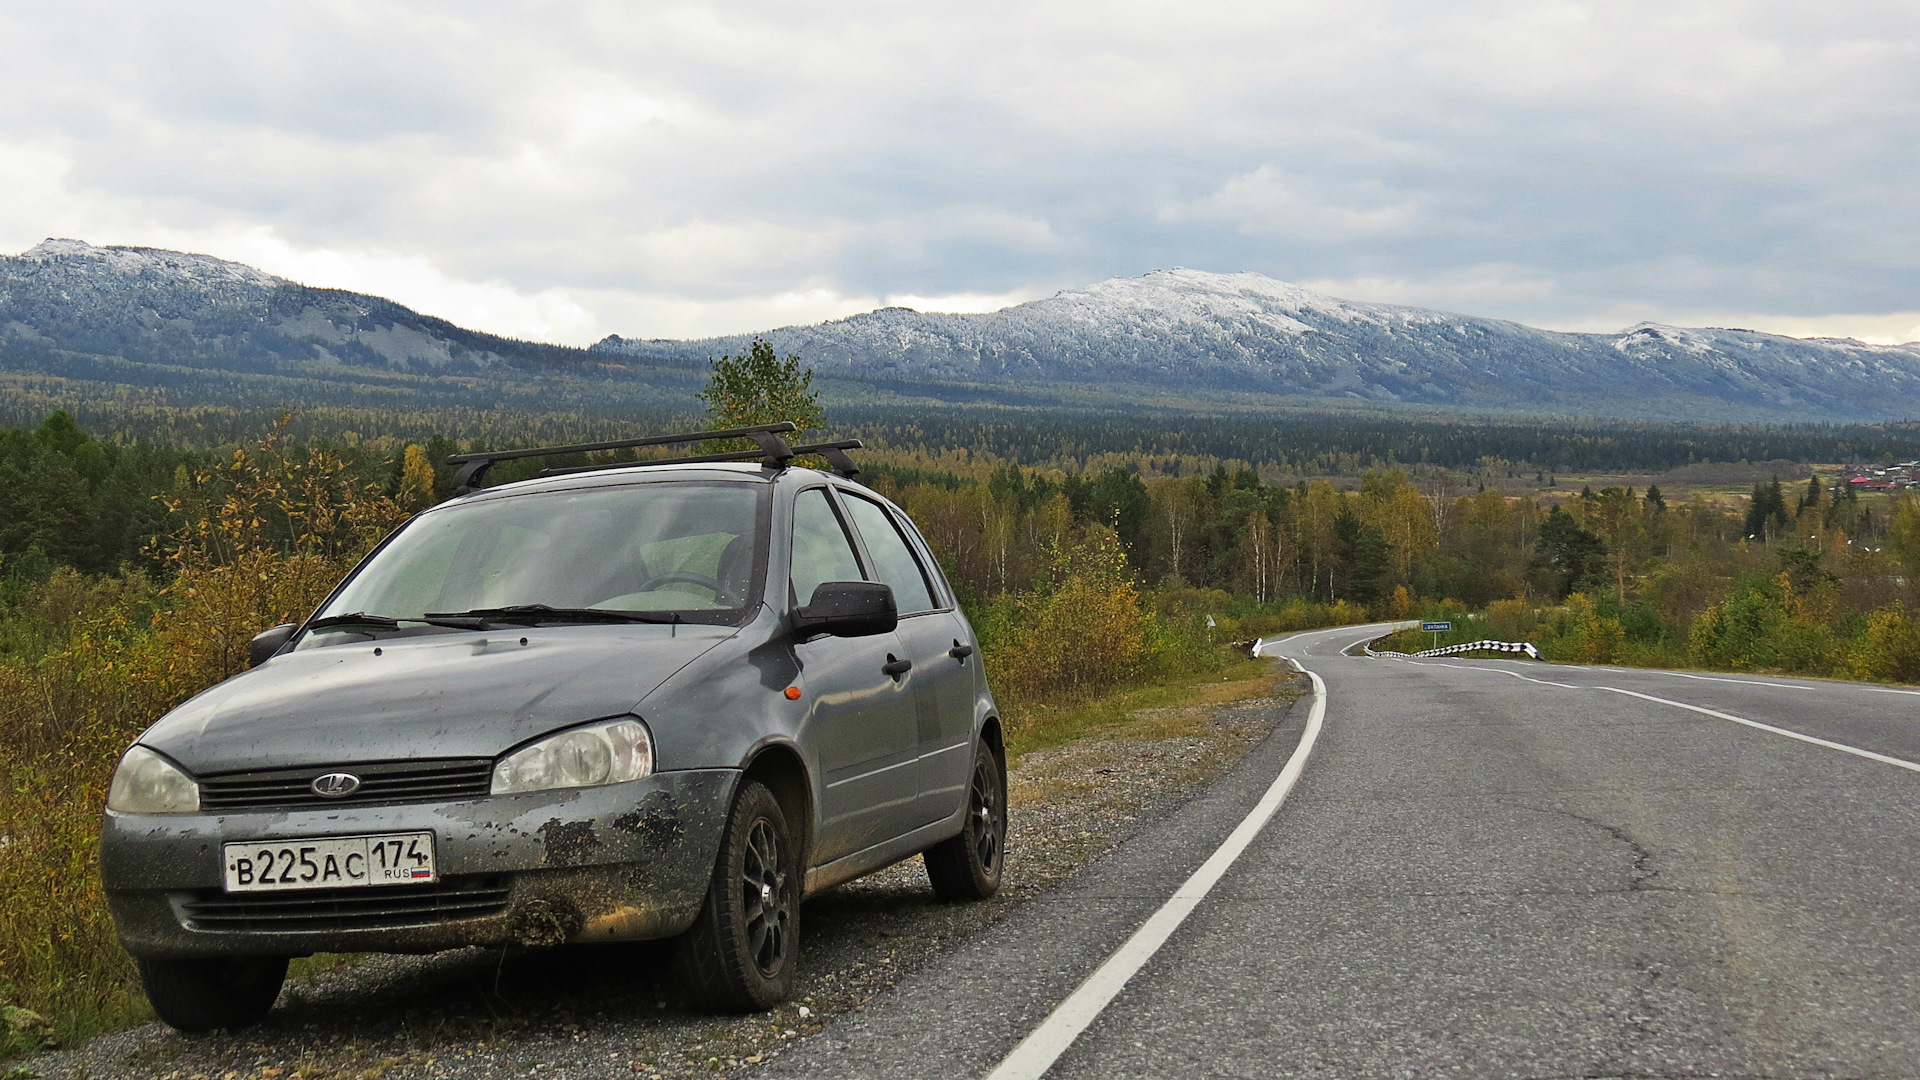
248,623 -> 298,667
793,581 -> 897,638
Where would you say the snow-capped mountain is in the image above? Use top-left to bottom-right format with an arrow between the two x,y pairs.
0,238 -> 559,374
599,268 -> 1920,420
5,241 -> 1919,421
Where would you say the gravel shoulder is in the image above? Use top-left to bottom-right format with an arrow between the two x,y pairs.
26,663 -> 1304,1080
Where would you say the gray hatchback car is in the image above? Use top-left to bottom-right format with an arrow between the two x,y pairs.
100,424 -> 1007,1029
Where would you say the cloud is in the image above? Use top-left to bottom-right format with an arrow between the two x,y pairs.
1163,165 -> 1426,242
1299,268 -> 1563,315
0,0 -> 1916,344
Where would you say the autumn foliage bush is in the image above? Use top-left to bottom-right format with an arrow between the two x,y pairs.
978,527 -> 1155,711
1850,605 -> 1920,684
0,427 -> 407,1052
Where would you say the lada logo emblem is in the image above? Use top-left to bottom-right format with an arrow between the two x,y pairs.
311,772 -> 362,798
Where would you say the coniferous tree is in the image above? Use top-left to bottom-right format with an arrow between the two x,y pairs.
1333,501 -> 1390,602
1533,505 -> 1607,599
1744,482 -> 1768,540
1743,477 -> 1790,541
1084,468 -> 1151,554
1800,475 -> 1823,512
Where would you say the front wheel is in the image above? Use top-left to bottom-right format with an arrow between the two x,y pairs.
924,740 -> 1007,901
137,955 -> 287,1031
676,779 -> 799,1011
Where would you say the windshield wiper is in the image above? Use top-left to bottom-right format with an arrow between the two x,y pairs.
306,611 -> 493,632
423,604 -> 682,626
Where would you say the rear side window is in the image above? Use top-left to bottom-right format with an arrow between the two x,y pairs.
841,494 -> 937,615
789,488 -> 863,607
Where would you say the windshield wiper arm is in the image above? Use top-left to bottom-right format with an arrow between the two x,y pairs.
423,604 -> 682,626
306,612 -> 402,631
306,612 -> 493,632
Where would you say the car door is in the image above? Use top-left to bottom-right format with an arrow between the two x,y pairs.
837,490 -> 977,827
788,486 -> 920,865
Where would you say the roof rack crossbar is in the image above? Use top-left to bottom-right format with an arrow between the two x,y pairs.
534,439 -> 867,482
447,422 -> 800,493
794,440 -> 863,478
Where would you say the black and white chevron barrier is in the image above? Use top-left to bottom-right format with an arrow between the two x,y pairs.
1367,639 -> 1540,660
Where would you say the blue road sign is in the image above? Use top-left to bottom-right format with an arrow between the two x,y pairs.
1421,621 -> 1453,632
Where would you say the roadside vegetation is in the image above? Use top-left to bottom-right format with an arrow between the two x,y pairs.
1371,481 -> 1920,683
6,351 -> 1919,1059
0,403 -> 1361,1059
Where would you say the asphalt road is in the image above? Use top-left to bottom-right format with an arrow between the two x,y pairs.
762,623 -> 1920,1079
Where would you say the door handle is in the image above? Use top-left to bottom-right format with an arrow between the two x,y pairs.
948,641 -> 974,661
883,654 -> 913,679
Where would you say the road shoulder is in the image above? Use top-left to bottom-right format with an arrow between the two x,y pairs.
28,664 -> 1306,1080
755,668 -> 1316,1080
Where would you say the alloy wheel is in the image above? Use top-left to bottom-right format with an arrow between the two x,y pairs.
970,759 -> 1002,871
740,818 -> 792,976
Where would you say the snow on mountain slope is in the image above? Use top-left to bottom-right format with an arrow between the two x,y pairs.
0,239 -> 534,373
4,241 -> 1918,421
598,268 -> 1920,419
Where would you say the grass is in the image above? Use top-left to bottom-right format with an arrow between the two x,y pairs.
1,653 -> 1293,1066
1003,655 -> 1290,761
0,953 -> 366,1062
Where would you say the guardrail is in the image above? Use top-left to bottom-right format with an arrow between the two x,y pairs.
1368,639 -> 1540,660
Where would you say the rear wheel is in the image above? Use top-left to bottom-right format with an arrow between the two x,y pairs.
137,955 -> 287,1031
925,741 -> 1006,901
676,779 -> 799,1011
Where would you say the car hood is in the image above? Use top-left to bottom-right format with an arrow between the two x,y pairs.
141,624 -> 738,775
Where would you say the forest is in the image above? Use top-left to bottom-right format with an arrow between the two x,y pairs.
1,407 -> 1918,675
2,394 -> 1919,1056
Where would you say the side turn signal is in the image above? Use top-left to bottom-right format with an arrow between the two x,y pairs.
784,686 -> 802,700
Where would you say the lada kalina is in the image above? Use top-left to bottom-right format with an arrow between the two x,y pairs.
100,425 -> 1007,1030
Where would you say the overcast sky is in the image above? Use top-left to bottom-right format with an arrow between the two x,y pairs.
2,1 -> 1915,345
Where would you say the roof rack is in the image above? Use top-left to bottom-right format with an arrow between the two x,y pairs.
536,440 -> 864,482
444,423 -> 863,493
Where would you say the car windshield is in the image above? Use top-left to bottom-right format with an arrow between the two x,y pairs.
313,481 -> 765,628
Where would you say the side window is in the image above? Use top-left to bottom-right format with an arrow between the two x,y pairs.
789,488 -> 863,608
841,494 -> 937,615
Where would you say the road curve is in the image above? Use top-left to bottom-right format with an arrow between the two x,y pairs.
764,623 -> 1920,1078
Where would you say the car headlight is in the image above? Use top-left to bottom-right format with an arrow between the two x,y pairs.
106,745 -> 201,813
492,717 -> 654,795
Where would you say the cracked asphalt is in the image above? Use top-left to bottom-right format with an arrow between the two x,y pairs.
759,624 -> 1920,1079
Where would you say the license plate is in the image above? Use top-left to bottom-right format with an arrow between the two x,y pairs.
222,832 -> 437,893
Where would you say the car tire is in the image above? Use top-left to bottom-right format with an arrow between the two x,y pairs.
136,955 -> 287,1031
677,779 -> 799,1012
924,740 -> 1007,902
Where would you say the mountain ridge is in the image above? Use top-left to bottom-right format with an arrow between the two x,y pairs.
0,238 -> 588,375
4,241 -> 1919,422
596,267 -> 1920,420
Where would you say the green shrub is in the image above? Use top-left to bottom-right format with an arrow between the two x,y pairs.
1686,576 -> 1841,674
1850,606 -> 1920,684
0,434 -> 407,1053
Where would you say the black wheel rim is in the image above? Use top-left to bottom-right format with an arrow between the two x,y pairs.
740,818 -> 792,976
970,759 -> 1003,872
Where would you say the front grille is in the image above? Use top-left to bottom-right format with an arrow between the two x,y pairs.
182,876 -> 511,933
199,759 -> 494,811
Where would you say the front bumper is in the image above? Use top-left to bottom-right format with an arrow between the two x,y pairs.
101,769 -> 735,959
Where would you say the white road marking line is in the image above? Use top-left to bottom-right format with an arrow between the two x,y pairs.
1445,658 -> 1817,690
1399,658 -> 1920,775
983,636 -> 1332,1080
1656,671 -> 1816,689
1413,653 -> 1920,696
